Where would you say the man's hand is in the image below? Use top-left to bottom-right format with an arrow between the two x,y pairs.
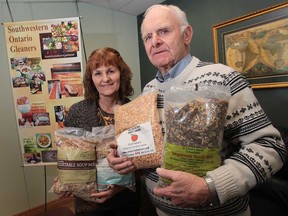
153,168 -> 210,207
90,185 -> 125,203
106,142 -> 136,174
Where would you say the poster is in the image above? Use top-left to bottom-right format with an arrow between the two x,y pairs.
4,17 -> 84,166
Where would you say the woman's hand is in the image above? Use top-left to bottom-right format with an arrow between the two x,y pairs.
106,142 -> 136,174
90,185 -> 125,203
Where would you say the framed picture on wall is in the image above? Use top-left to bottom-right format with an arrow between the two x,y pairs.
212,2 -> 288,89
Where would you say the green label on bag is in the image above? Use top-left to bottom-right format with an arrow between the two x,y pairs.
57,148 -> 96,184
57,148 -> 95,161
163,142 -> 221,177
58,169 -> 96,184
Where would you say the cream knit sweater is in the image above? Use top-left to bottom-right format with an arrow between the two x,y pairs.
143,56 -> 286,216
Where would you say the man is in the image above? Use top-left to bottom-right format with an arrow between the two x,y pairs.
107,4 -> 287,216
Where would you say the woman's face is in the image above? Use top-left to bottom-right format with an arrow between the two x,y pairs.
92,65 -> 121,99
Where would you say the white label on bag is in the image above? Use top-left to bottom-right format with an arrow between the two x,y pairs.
117,122 -> 156,157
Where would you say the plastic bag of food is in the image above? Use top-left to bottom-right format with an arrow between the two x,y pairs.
115,91 -> 164,169
50,127 -> 99,202
91,125 -> 136,191
159,84 -> 230,186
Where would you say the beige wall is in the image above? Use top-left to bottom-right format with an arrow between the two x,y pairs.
0,1 -> 141,215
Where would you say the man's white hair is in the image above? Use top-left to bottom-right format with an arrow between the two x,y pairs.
142,4 -> 189,34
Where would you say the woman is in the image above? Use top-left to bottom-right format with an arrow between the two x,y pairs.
64,47 -> 139,215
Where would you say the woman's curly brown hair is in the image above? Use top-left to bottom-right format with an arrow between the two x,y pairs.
83,47 -> 134,101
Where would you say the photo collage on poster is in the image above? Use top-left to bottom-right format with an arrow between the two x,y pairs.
4,18 -> 83,165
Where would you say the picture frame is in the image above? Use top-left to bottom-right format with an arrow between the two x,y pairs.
212,2 -> 288,89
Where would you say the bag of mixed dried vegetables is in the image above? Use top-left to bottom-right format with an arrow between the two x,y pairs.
159,84 -> 230,186
50,126 -> 136,201
92,125 -> 136,191
50,127 -> 99,202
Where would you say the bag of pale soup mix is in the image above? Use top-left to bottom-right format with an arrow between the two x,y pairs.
115,91 -> 164,169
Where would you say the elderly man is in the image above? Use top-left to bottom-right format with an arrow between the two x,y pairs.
108,4 -> 286,216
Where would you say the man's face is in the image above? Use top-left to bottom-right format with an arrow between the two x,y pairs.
141,7 -> 191,74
